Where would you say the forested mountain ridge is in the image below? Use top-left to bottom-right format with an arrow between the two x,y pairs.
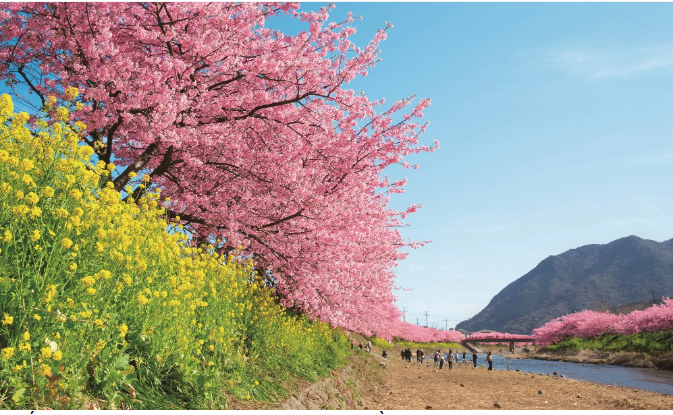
457,236 -> 673,334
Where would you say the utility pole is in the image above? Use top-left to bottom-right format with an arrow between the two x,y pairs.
402,307 -> 408,322
424,311 -> 429,328
444,318 -> 448,330
417,318 -> 419,326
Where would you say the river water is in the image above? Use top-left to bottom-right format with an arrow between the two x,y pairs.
474,354 -> 673,396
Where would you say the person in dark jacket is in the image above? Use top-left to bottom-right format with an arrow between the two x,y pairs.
401,349 -> 405,360
405,348 -> 412,362
487,351 -> 493,370
472,351 -> 478,369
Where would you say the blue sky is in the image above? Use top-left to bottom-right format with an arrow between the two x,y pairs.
6,3 -> 673,332
271,2 -> 673,329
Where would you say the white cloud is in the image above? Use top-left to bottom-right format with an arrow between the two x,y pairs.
546,45 -> 673,79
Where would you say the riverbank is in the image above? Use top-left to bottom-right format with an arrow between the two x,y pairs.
258,348 -> 673,410
508,349 -> 673,370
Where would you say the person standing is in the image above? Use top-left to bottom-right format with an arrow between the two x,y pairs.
351,338 -> 355,350
434,350 -> 439,368
472,351 -> 478,369
448,349 -> 454,370
487,351 -> 493,370
401,349 -> 405,360
419,349 -> 424,364
439,352 -> 445,369
367,340 -> 372,352
462,352 -> 466,363
455,351 -> 459,363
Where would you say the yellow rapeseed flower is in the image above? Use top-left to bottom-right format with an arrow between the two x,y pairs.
25,192 -> 39,204
22,331 -> 30,341
61,237 -> 73,249
30,230 -> 41,241
37,364 -> 51,376
19,158 -> 34,171
81,275 -> 95,287
65,86 -> 79,100
69,189 -> 82,200
41,186 -> 55,198
53,350 -> 63,361
1,313 -> 13,325
2,347 -> 15,360
40,347 -> 52,359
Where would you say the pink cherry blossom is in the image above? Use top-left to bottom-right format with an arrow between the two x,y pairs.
0,2 -> 437,336
533,298 -> 673,345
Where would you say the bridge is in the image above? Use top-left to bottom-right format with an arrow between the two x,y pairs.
461,338 -> 535,353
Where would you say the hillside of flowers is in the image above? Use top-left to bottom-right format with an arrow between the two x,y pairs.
0,95 -> 351,409
533,298 -> 673,346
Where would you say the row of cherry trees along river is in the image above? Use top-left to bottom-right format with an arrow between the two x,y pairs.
1,2 -> 671,347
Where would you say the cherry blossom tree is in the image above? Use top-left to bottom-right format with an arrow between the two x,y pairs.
0,2 -> 436,335
392,321 -> 464,343
467,331 -> 534,346
532,298 -> 673,345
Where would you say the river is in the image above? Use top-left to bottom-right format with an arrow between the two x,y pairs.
479,354 -> 673,396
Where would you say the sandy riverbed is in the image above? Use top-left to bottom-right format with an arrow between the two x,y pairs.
368,351 -> 673,410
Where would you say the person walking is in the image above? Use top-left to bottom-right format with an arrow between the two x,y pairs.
462,352 -> 466,363
419,349 -> 424,364
416,349 -> 421,363
455,352 -> 459,363
448,349 -> 454,370
367,340 -> 372,352
472,351 -> 478,369
434,350 -> 439,368
439,352 -> 445,369
487,351 -> 493,370
351,338 -> 355,350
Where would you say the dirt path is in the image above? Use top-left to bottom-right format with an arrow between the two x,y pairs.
369,351 -> 673,410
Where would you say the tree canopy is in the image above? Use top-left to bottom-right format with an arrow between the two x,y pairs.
0,2 -> 437,336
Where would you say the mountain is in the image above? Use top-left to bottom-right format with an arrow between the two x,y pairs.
456,236 -> 673,335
